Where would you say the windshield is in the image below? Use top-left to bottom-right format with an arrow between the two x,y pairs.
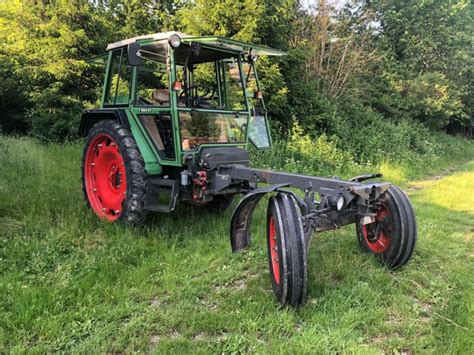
179,111 -> 247,151
175,59 -> 246,111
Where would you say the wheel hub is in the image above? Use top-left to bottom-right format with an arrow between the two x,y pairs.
362,205 -> 392,253
84,134 -> 127,221
108,165 -> 122,189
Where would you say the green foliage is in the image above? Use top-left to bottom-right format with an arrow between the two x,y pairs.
252,100 -> 474,181
0,0 -> 112,140
0,0 -> 472,145
96,0 -> 177,38
251,121 -> 357,176
362,0 -> 473,130
177,0 -> 263,42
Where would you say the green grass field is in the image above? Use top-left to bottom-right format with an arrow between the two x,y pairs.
0,136 -> 473,353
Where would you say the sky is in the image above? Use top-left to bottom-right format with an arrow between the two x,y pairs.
300,0 -> 349,11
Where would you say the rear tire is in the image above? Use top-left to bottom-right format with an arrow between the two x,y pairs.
82,120 -> 148,224
356,186 -> 417,269
267,193 -> 307,307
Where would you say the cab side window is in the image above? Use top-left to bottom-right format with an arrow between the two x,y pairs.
136,61 -> 169,106
136,43 -> 169,106
104,48 -> 132,105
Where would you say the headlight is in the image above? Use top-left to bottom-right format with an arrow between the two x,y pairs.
336,195 -> 345,211
168,34 -> 181,48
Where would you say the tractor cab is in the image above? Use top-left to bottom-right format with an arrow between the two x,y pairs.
82,32 -> 285,173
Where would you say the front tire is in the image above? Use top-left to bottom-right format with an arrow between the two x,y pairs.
267,193 -> 307,307
82,120 -> 148,224
356,186 -> 417,269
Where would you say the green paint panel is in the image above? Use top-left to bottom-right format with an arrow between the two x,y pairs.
124,110 -> 162,174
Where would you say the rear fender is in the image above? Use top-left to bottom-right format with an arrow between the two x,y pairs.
230,183 -> 291,252
78,109 -> 129,136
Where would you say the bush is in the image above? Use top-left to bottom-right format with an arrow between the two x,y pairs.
251,121 -> 359,177
251,101 -> 474,180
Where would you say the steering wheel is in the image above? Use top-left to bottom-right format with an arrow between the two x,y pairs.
179,84 -> 215,106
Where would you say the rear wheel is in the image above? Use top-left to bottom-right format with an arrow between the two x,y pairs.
82,120 -> 148,224
266,193 -> 307,307
356,186 -> 417,269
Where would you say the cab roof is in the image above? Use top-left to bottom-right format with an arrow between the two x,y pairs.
106,31 -> 286,57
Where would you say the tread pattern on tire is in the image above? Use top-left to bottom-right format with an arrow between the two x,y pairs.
384,186 -> 417,269
267,193 -> 307,307
81,120 -> 148,225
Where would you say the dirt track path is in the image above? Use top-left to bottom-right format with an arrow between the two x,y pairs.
406,164 -> 466,193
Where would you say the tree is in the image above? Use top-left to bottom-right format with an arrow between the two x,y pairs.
177,0 -> 264,41
0,0 -> 113,140
364,0 -> 472,129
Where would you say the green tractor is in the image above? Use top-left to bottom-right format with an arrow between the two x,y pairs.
80,32 -> 417,307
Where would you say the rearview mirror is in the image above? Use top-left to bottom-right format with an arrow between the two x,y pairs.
127,42 -> 141,66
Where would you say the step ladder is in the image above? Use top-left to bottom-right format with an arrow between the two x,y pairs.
145,177 -> 179,213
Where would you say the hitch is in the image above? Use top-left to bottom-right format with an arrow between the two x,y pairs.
193,171 -> 208,200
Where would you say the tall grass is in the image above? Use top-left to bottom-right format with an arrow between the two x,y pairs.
0,134 -> 473,353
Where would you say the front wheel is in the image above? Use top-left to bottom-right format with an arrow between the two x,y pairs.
356,186 -> 417,269
81,120 -> 148,224
267,193 -> 307,307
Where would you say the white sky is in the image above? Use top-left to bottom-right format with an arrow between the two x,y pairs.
300,0 -> 349,11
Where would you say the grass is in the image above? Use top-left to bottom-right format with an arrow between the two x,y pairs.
0,135 -> 473,353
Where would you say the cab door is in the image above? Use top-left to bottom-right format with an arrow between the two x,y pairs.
102,47 -> 133,107
130,43 -> 181,167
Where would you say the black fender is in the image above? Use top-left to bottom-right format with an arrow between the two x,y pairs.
78,109 -> 130,136
230,183 -> 292,252
349,173 -> 382,183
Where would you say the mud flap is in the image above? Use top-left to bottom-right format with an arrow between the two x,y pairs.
230,184 -> 290,252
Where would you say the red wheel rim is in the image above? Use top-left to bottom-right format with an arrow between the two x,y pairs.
84,133 -> 127,221
362,204 -> 391,253
269,216 -> 280,284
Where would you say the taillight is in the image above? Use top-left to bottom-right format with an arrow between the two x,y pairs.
254,91 -> 263,99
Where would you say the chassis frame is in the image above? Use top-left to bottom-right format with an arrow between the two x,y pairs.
224,166 -> 389,252
179,156 -> 390,253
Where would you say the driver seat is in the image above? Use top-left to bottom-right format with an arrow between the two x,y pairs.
153,88 -> 188,107
152,89 -> 169,106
